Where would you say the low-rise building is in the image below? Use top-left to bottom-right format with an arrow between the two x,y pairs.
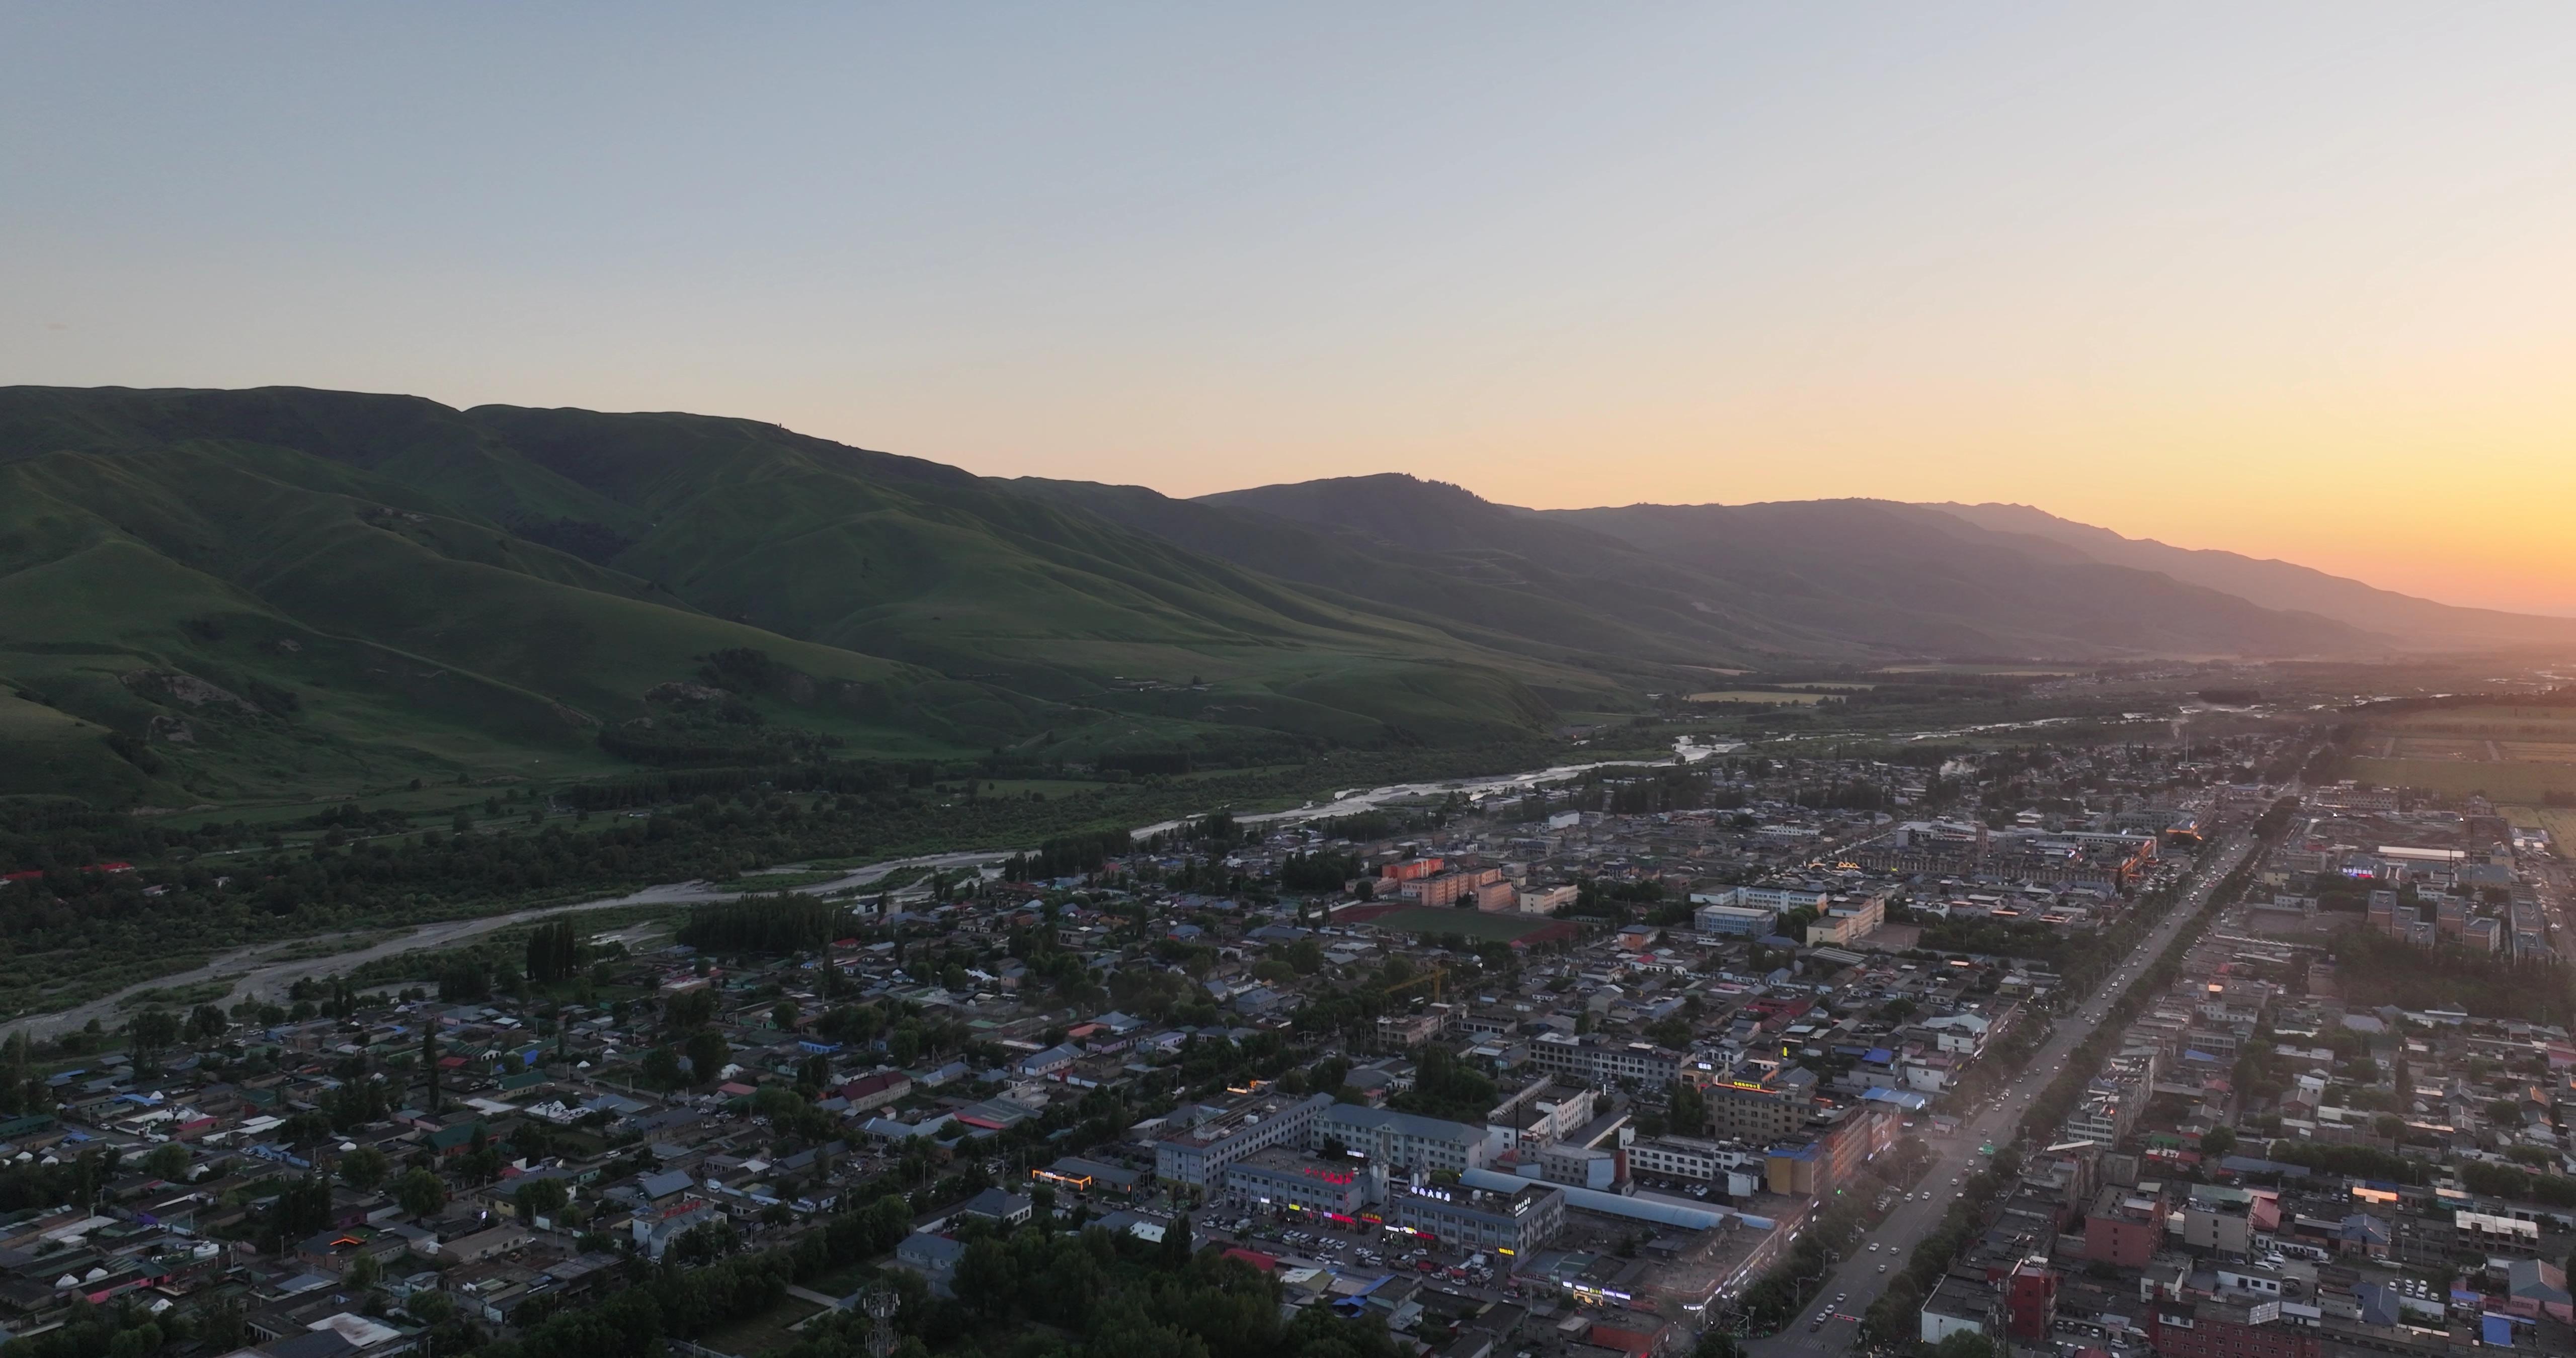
1384,1179 -> 1565,1254
1313,1104 -> 1493,1175
1154,1091 -> 1335,1187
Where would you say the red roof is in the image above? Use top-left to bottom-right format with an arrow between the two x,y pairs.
1222,1247 -> 1278,1272
4,862 -> 135,882
1589,1323 -> 1668,1356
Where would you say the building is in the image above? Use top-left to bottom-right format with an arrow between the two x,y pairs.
1763,1105 -> 1894,1198
1920,1275 -> 1997,1345
2004,1257 -> 2058,1342
1313,1104 -> 1493,1175
1486,1077 -> 1596,1150
1221,1147 -> 1372,1218
895,1232 -> 968,1296
1400,866 -> 1505,908
1525,1033 -> 1687,1089
1624,1136 -> 1763,1195
1031,1156 -> 1143,1198
1376,1005 -> 1459,1049
2180,1185 -> 2274,1260
1705,1065 -> 1815,1142
1733,886 -> 1831,913
2084,1183 -> 2166,1268
1804,894 -> 1886,947
1153,1091 -> 1334,1188
2062,1048 -> 2160,1146
1690,903 -> 1778,938
960,1187 -> 1034,1226
839,1070 -> 911,1114
1536,1142 -> 1625,1192
1384,1179 -> 1565,1255
2144,1298 -> 2320,1358
1517,884 -> 1578,915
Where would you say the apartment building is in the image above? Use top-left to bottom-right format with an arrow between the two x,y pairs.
1626,1135 -> 1764,1196
1705,1065 -> 1817,1142
1154,1091 -> 1334,1187
1804,893 -> 1886,947
1312,1104 -> 1493,1175
1221,1147 -> 1371,1217
1525,1032 -> 1687,1089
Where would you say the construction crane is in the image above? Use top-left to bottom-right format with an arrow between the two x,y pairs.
1380,962 -> 1449,1005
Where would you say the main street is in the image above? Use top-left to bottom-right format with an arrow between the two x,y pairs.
1745,827 -> 2261,1358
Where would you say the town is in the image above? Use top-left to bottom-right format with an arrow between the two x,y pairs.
2,732 -> 2572,1358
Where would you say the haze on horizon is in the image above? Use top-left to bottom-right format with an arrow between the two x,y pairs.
7,6 -> 2575,614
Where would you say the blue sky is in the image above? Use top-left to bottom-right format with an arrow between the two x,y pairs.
9,6 -> 2576,609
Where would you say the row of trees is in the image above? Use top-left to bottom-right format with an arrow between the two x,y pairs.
676,894 -> 840,954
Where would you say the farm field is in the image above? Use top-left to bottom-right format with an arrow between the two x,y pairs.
1688,690 -> 1828,705
2501,805 -> 2576,851
2344,705 -> 2576,799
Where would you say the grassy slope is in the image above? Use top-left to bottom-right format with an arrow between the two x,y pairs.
0,388 -> 1626,803
1000,475 -> 1811,672
462,404 -> 1622,734
0,432 -> 992,800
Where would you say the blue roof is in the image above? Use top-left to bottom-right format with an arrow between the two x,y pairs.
2482,1315 -> 2514,1346
1863,1046 -> 1894,1064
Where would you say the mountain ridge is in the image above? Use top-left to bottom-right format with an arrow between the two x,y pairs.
1917,500 -> 2576,646
5,384 -> 2554,810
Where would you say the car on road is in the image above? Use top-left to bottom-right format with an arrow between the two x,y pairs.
1879,1264 -> 1889,1273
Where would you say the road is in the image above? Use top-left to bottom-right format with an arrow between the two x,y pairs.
1746,828 -> 2260,1358
9,848 -> 1005,1041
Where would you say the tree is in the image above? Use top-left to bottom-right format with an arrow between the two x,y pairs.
142,1142 -> 192,1182
1160,1212 -> 1194,1269
188,1004 -> 229,1042
642,1046 -> 685,1089
394,1167 -> 448,1218
1665,1079 -> 1708,1138
684,1029 -> 731,1085
524,919 -> 580,984
421,1025 -> 442,1114
1933,1331 -> 1997,1358
128,1008 -> 181,1068
2201,1126 -> 2237,1161
340,1145 -> 392,1193
514,1178 -> 570,1223
266,1175 -> 334,1251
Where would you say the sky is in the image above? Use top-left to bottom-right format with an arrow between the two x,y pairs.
7,6 -> 2576,612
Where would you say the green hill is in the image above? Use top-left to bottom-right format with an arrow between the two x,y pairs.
0,387 -> 1615,805
1196,474 -> 2389,660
